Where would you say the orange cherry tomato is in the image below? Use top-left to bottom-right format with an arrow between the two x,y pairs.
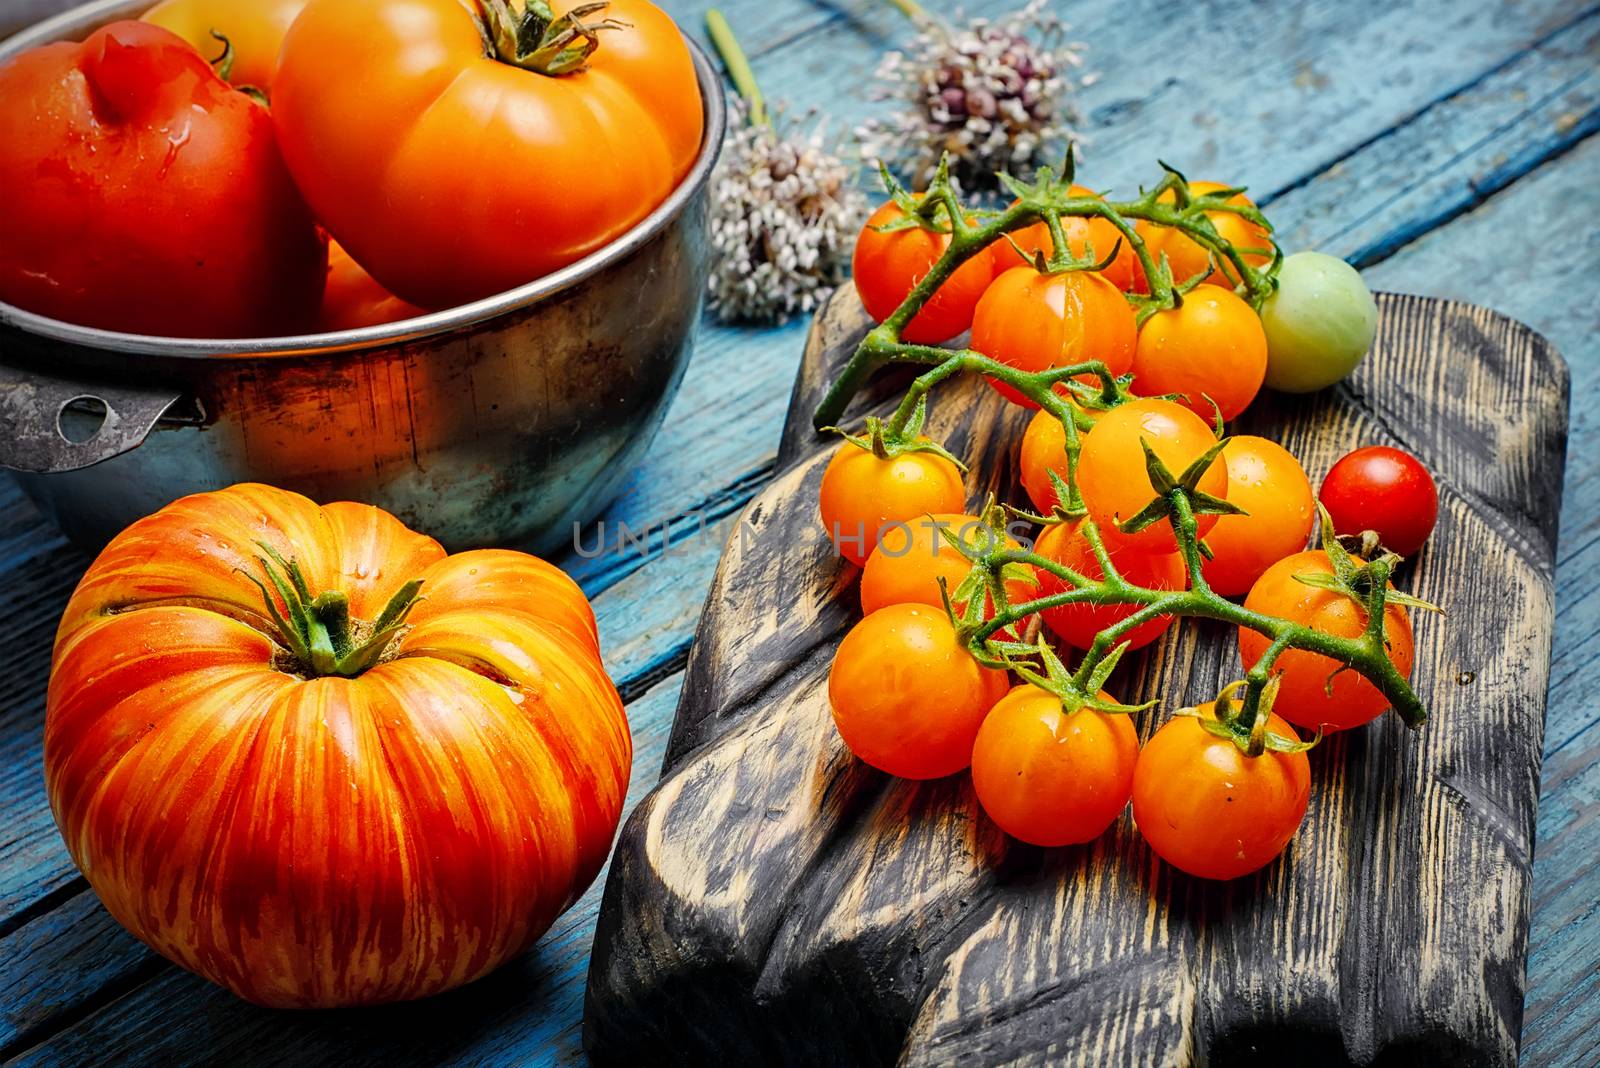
1136,180 -> 1272,289
970,266 -> 1136,408
141,0 -> 305,89
852,200 -> 996,344
320,240 -> 427,332
992,186 -> 1139,291
1132,702 -> 1311,880
273,0 -> 705,309
1132,287 -> 1269,421
1034,520 -> 1186,650
45,484 -> 629,1006
819,440 -> 967,567
1017,405 -> 1108,516
860,513 -> 1033,617
1076,398 -> 1229,554
1238,550 -> 1415,731
1201,436 -> 1314,596
971,685 -> 1139,846
828,604 -> 1010,779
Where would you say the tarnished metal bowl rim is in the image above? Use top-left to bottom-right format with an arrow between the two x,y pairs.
0,0 -> 727,361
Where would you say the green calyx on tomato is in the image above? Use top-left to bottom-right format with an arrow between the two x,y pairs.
823,395 -> 968,470
205,30 -> 269,104
243,543 -> 424,678
1183,679 -> 1318,758
985,632 -> 1154,715
479,0 -> 628,76
923,502 -> 1039,648
1291,504 -> 1443,618
1114,434 -> 1242,544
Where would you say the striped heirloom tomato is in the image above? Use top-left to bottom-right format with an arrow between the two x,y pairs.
44,484 -> 630,1007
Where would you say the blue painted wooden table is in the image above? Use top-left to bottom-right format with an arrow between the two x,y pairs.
1,0 -> 1596,1063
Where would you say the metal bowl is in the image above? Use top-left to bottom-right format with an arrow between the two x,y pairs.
0,0 -> 726,553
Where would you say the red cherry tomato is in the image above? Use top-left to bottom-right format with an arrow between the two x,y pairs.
1319,446 -> 1439,558
852,200 -> 995,344
828,604 -> 1009,779
1034,520 -> 1187,650
970,266 -> 1137,408
1132,703 -> 1311,880
971,685 -> 1139,846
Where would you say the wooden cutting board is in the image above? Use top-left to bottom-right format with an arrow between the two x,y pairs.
582,284 -> 1569,1067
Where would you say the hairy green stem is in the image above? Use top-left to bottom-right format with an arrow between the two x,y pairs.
813,178 -> 1275,430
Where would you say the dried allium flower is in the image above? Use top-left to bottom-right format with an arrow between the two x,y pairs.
856,0 -> 1089,191
708,103 -> 867,324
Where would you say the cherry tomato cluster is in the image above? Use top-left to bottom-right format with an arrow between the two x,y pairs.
818,159 -> 1441,881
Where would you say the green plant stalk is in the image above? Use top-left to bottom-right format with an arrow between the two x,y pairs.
885,0 -> 926,18
957,532 -> 1424,728
705,9 -> 767,126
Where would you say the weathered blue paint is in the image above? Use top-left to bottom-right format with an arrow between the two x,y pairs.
0,0 -> 1595,1063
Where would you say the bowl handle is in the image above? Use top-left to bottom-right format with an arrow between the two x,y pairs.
0,358 -> 185,474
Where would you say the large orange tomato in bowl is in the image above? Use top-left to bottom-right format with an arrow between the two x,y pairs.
272,0 -> 705,309
44,484 -> 631,1008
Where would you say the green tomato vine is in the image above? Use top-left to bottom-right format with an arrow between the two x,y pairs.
813,153 -> 1436,751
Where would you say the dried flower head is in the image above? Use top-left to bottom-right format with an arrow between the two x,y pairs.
708,102 -> 867,324
856,0 -> 1089,191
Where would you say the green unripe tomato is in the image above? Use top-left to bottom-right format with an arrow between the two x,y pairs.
1258,252 -> 1378,393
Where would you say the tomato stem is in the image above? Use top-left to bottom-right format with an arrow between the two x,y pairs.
479,0 -> 625,76
242,550 -> 424,679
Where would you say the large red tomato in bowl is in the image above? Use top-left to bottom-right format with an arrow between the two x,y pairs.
44,484 -> 630,1007
0,21 -> 325,337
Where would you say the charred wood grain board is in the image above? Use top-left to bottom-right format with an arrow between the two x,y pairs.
583,284 -> 1570,1067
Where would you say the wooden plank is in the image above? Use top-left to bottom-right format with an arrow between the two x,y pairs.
583,287 -> 1568,1066
1359,133 -> 1600,1068
1264,9 -> 1600,266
